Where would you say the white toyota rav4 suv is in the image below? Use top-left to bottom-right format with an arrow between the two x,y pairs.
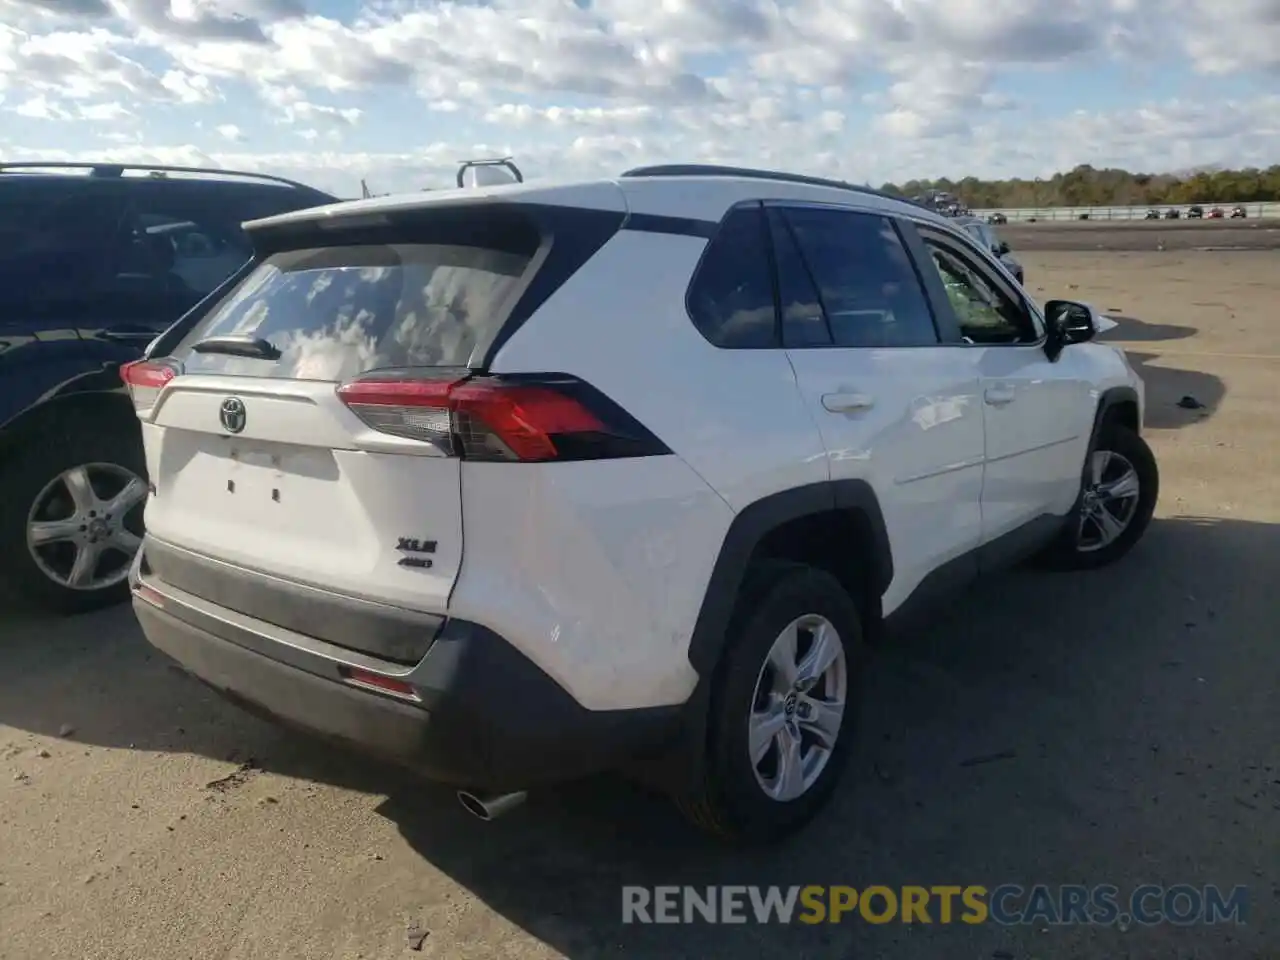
124,164 -> 1157,843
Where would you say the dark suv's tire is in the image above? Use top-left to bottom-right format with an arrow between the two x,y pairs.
0,409 -> 148,615
1042,423 -> 1159,571
676,561 -> 867,844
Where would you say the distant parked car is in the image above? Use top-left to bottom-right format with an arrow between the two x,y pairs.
1230,205 -> 1247,219
1144,209 -> 1161,220
0,161 -> 338,613
1208,207 -> 1225,219
987,212 -> 1008,225
1187,205 -> 1204,219
1164,208 -> 1181,219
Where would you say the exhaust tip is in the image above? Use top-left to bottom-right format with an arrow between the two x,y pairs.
456,789 -> 527,822
456,790 -> 493,821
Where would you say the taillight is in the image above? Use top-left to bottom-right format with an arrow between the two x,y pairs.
336,373 -> 669,462
120,359 -> 178,414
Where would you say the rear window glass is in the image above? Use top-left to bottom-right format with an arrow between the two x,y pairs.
175,243 -> 532,380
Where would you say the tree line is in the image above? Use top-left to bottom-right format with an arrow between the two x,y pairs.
879,163 -> 1280,209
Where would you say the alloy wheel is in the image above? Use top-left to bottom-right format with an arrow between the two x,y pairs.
1077,449 -> 1141,552
747,614 -> 848,802
25,463 -> 147,591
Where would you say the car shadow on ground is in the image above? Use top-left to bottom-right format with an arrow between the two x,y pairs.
1124,353 -> 1225,430
2,515 -> 1276,957
1094,314 -> 1226,430
1098,315 -> 1197,343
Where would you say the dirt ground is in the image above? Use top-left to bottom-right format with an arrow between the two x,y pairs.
2,241 -> 1278,960
1003,217 -> 1280,252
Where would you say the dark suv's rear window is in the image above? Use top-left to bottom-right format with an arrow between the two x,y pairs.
175,242 -> 535,380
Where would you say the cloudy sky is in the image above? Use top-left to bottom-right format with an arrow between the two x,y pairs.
1,0 -> 1278,197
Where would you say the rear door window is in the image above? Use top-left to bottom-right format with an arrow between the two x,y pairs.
766,207 -> 830,348
778,206 -> 939,348
175,242 -> 534,380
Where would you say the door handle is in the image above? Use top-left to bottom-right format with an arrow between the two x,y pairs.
984,384 -> 1016,406
821,392 -> 875,413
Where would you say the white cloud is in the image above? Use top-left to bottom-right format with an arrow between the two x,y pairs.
12,94 -> 71,119
161,69 -> 219,104
282,100 -> 362,126
256,84 -> 362,130
1046,95 -> 1280,173
79,100 -> 133,120
1177,0 -> 1280,74
0,0 -> 1277,197
484,103 -> 658,128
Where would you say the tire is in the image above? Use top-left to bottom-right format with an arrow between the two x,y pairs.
675,561 -> 867,844
0,408 -> 148,615
1041,423 -> 1159,571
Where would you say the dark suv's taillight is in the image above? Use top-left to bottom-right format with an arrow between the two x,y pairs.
120,359 -> 182,415
336,373 -> 669,462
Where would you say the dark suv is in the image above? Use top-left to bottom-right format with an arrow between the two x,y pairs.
0,163 -> 337,614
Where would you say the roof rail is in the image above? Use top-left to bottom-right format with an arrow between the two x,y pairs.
0,161 -> 319,192
619,163 -> 915,206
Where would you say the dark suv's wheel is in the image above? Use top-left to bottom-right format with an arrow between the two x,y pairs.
1043,423 -> 1159,570
677,561 -> 867,843
0,410 -> 148,615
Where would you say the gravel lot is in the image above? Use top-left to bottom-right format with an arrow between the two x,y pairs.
2,236 -> 1277,960
1003,217 -> 1280,252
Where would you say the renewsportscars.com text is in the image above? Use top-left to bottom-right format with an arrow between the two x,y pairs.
621,884 -> 1249,926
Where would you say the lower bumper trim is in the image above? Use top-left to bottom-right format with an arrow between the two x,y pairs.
133,590 -> 682,791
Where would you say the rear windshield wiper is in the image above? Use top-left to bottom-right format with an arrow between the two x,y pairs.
190,335 -> 281,360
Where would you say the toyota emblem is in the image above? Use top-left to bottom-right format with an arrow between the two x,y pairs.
219,397 -> 247,434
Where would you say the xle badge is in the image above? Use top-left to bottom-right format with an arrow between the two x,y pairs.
396,537 -> 437,569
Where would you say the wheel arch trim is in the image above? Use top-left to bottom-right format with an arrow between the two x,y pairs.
685,479 -> 892,678
1090,385 -> 1141,450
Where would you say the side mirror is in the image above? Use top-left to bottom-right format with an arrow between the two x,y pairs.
1043,299 -> 1097,361
996,241 -> 1011,256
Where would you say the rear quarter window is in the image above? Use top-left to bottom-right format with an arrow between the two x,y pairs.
686,204 -> 778,349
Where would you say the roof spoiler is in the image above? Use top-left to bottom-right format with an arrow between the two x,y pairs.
457,157 -> 523,189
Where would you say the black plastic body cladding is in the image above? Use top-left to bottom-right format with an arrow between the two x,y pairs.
134,593 -> 682,791
685,480 -> 892,678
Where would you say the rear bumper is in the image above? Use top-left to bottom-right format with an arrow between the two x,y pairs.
130,548 -> 682,791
